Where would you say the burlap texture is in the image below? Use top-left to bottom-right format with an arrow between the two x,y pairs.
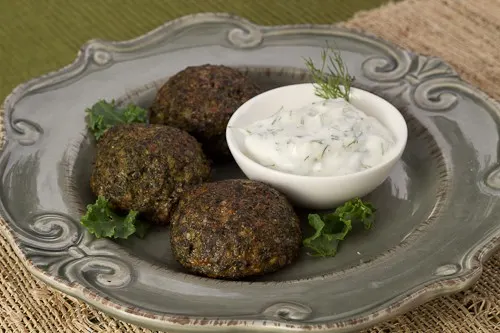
1,0 -> 499,332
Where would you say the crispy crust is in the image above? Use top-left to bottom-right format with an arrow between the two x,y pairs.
149,65 -> 261,159
170,179 -> 302,279
90,123 -> 211,225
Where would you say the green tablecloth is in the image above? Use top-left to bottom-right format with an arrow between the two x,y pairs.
0,0 -> 392,102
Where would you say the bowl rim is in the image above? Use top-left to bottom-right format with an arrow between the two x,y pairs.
226,83 -> 409,181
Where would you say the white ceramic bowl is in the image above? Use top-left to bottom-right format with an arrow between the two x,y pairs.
226,83 -> 408,209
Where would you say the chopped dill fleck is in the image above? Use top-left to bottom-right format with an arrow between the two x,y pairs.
271,116 -> 281,125
300,117 -> 305,125
345,139 -> 358,148
269,106 -> 285,119
321,145 -> 330,158
331,135 -> 339,140
311,139 -> 324,144
304,155 -> 310,161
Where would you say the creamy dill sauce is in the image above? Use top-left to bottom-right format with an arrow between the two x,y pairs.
240,98 -> 395,176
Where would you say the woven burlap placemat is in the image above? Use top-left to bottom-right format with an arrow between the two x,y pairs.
1,0 -> 499,332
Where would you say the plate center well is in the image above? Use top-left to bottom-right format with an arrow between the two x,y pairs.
73,67 -> 448,281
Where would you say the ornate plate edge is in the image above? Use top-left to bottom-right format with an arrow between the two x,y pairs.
0,12 -> 499,332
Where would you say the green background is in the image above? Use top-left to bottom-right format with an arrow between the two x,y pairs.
0,0 -> 393,102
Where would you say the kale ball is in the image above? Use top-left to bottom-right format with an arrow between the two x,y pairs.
90,123 -> 211,225
170,179 -> 302,279
149,64 -> 261,159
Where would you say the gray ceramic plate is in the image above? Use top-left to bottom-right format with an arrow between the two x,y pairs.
1,13 -> 500,333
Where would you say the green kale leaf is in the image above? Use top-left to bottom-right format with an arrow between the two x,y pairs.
85,100 -> 147,140
303,198 -> 375,257
80,196 -> 149,239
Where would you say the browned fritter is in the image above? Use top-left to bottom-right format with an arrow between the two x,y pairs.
170,179 -> 302,279
90,123 -> 211,225
149,64 -> 262,159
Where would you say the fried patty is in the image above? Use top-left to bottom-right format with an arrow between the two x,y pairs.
90,123 -> 211,225
170,179 -> 302,279
149,64 -> 261,159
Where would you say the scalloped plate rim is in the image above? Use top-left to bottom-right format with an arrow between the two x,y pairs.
0,12 -> 499,333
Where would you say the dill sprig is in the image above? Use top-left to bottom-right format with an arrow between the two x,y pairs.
304,43 -> 354,101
